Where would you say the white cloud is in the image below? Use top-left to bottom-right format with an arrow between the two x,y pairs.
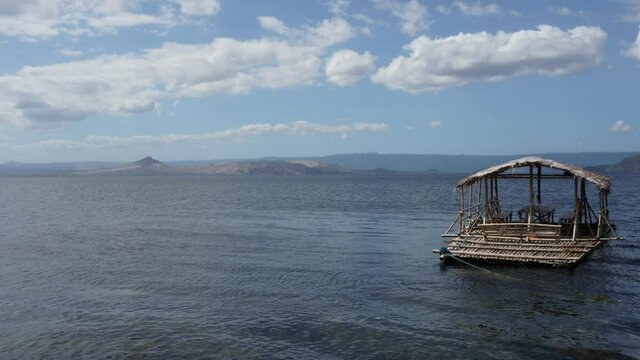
85,12 -> 172,31
59,48 -> 83,57
4,120 -> 388,151
551,6 -> 573,16
352,13 -> 375,25
0,0 -> 220,40
176,0 -> 220,16
0,16 -> 358,127
258,16 -> 355,48
85,121 -> 388,146
623,26 -> 640,60
609,120 -> 633,133
372,25 -> 607,93
429,120 -> 442,128
0,0 -> 61,39
325,49 -> 375,86
374,0 -> 429,36
328,0 -> 349,17
453,1 -> 501,16
435,5 -> 451,14
549,6 -> 586,18
306,17 -> 356,47
258,16 -> 290,35
619,0 -> 640,22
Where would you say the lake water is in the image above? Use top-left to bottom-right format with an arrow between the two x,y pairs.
0,174 -> 638,359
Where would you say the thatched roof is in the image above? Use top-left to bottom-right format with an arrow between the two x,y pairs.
455,156 -> 610,192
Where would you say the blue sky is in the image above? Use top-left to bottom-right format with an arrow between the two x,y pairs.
0,0 -> 639,162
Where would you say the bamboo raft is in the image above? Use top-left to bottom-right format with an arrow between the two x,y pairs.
437,157 -> 623,266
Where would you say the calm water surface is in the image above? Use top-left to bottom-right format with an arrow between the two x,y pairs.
0,174 -> 638,359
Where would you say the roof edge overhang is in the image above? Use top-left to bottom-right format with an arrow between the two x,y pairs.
455,156 -> 611,192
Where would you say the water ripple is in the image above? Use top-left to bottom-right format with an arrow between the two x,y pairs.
0,174 -> 637,359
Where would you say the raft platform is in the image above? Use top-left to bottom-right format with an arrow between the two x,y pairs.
438,157 -> 623,267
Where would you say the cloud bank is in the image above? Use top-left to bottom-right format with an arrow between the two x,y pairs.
373,0 -> 429,36
0,16 -> 356,127
623,26 -> 640,60
609,120 -> 633,133
371,25 -> 607,93
5,120 -> 389,151
0,0 -> 181,40
452,1 -> 502,17
177,0 -> 220,16
325,49 -> 375,86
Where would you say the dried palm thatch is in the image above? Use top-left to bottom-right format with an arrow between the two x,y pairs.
455,156 -> 610,193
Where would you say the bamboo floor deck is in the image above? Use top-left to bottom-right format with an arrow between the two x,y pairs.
447,236 -> 603,266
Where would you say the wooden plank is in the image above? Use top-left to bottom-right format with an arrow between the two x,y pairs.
496,174 -> 573,179
451,234 -> 601,242
450,250 -> 583,262
449,238 -> 600,247
450,243 -> 593,253
450,240 -> 596,248
478,223 -> 561,228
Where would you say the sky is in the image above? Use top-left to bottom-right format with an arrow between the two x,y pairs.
0,0 -> 639,162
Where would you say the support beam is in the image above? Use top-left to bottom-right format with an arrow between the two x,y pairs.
528,165 -> 534,225
459,187 -> 464,235
468,184 -> 473,228
597,191 -> 603,238
484,177 -> 488,224
580,179 -> 586,220
596,209 -> 603,239
496,174 -> 573,179
490,176 -> 493,201
537,165 -> 542,206
572,177 -> 580,241
477,181 -> 482,223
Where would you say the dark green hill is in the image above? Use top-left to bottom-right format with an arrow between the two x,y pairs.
589,155 -> 640,173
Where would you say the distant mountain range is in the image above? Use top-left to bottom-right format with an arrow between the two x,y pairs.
587,154 -> 640,174
1,151 -> 639,176
174,160 -> 347,175
168,151 -> 640,173
75,157 -> 170,175
75,157 -> 351,176
307,152 -> 640,173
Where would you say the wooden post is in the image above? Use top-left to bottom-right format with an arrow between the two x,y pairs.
537,165 -> 542,206
581,180 -> 585,223
478,182 -> 482,219
528,165 -> 534,224
596,191 -> 603,238
581,180 -> 595,234
598,191 -> 602,211
490,176 -> 494,202
469,183 -> 473,228
596,215 -> 602,238
459,187 -> 464,234
572,177 -> 579,241
484,177 -> 488,224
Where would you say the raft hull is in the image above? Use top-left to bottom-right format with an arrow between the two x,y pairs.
444,236 -> 603,267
